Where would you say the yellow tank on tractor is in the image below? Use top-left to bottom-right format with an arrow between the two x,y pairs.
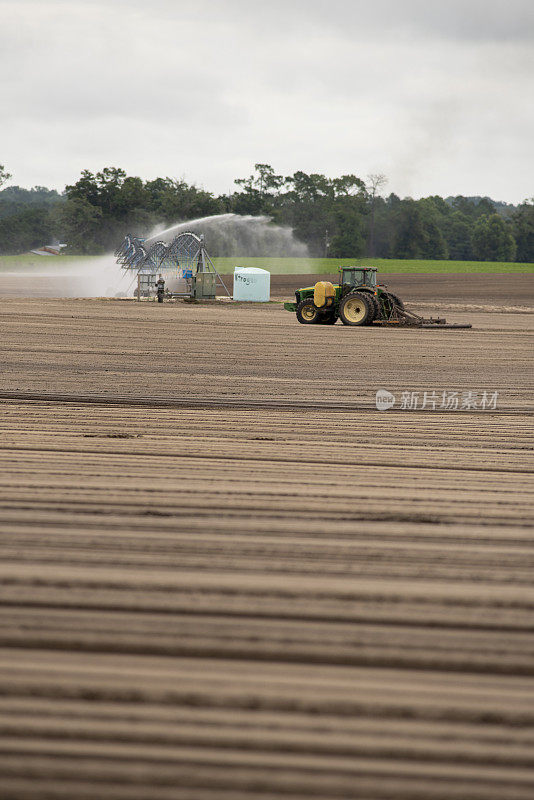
283,267 -> 471,329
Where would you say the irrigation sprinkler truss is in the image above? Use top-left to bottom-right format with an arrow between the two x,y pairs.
115,231 -> 230,299
141,241 -> 168,273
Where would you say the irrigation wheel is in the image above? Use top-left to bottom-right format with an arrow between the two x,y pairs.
339,292 -> 372,326
296,298 -> 320,324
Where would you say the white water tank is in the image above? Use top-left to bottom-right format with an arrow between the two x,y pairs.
233,267 -> 270,302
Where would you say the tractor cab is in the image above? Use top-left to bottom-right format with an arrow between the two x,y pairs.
339,266 -> 377,289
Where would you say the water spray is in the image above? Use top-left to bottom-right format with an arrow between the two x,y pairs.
0,213 -> 308,298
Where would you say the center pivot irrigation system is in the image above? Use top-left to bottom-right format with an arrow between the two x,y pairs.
114,232 -> 230,300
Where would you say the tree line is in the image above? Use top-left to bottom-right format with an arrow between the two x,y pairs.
0,162 -> 532,261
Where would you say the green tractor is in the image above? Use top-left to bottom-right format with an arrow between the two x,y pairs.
283,267 -> 404,326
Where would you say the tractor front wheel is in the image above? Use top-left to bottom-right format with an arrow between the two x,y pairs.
339,292 -> 373,326
296,298 -> 320,324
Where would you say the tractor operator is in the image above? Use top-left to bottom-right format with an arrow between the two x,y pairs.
156,274 -> 165,303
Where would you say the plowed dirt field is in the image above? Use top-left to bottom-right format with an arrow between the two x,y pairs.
0,287 -> 533,799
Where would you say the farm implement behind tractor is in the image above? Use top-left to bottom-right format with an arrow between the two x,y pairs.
283,267 -> 472,329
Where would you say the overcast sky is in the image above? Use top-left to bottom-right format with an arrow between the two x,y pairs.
1,0 -> 533,202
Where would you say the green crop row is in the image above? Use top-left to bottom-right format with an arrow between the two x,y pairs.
1,254 -> 533,274
213,257 -> 534,274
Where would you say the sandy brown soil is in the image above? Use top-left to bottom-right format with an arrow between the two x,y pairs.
0,290 -> 533,799
263,273 -> 534,307
1,271 -> 533,310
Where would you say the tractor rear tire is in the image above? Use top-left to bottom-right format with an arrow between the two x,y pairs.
365,294 -> 380,324
339,292 -> 373,326
296,298 -> 320,324
386,291 -> 404,310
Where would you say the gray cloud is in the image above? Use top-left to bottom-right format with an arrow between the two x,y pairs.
1,0 -> 533,201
